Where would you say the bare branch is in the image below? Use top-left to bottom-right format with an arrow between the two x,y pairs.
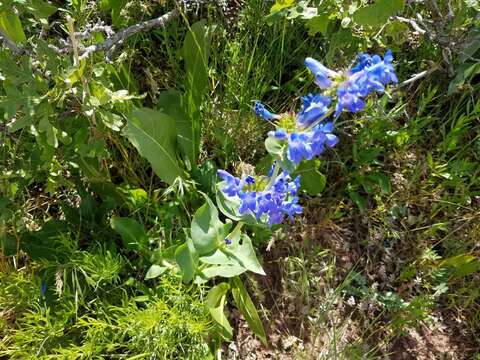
75,20 -> 115,40
79,8 -> 179,60
0,29 -> 24,55
394,16 -> 426,35
397,66 -> 440,88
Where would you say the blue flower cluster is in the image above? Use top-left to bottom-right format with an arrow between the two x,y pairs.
268,122 -> 338,164
304,50 -> 398,117
218,51 -> 397,225
217,169 -> 301,226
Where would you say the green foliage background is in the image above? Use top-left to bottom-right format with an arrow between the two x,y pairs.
0,0 -> 479,358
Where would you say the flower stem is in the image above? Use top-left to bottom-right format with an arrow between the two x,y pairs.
265,161 -> 281,190
304,108 -> 335,132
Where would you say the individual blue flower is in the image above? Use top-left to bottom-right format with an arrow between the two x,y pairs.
334,87 -> 366,117
268,128 -> 287,140
41,280 -> 47,297
254,101 -> 279,121
217,170 -> 243,197
287,132 -> 313,164
350,53 -> 372,73
304,57 -> 339,89
239,191 -> 258,214
296,94 -> 332,128
282,198 -> 302,220
310,122 -> 339,155
245,175 -> 255,185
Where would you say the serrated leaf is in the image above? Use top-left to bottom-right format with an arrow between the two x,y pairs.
306,13 -> 330,36
25,0 -> 57,24
123,108 -> 183,185
353,0 -> 405,28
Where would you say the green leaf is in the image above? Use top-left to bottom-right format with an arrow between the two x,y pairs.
145,264 -> 167,280
209,304 -> 233,340
25,0 -> 57,24
270,0 -> 296,12
366,172 -> 391,194
349,191 -> 367,212
182,20 -> 212,165
123,107 -> 183,185
156,90 -> 193,166
231,277 -> 267,346
205,283 -> 232,339
110,216 -> 148,251
205,282 -> 230,308
0,12 -> 26,44
306,13 -> 330,36
99,110 -> 123,131
196,264 -> 246,282
265,137 -> 284,157
294,160 -> 326,195
200,233 -> 265,275
353,0 -> 405,28
191,195 -> 227,254
175,241 -> 199,283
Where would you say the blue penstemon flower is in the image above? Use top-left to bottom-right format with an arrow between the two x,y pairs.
217,169 -> 301,226
218,50 -> 397,225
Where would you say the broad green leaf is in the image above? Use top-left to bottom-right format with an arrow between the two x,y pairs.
156,90 -> 193,166
306,13 -> 330,36
231,277 -> 267,346
99,110 -> 123,131
209,304 -> 233,340
25,0 -> 58,24
123,108 -> 183,185
196,264 -> 246,282
385,20 -> 410,45
37,116 -> 58,148
349,191 -> 367,212
265,137 -> 284,157
191,195 -> 228,254
270,0 -> 296,12
175,240 -> 198,283
294,160 -> 326,195
366,172 -> 391,194
182,21 -> 212,165
205,282 -> 230,308
200,234 -> 265,275
0,12 -> 26,44
353,0 -> 405,28
110,216 -> 148,251
145,264 -> 167,280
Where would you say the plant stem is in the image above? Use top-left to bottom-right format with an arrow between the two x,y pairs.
305,108 -> 335,131
265,161 -> 281,190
